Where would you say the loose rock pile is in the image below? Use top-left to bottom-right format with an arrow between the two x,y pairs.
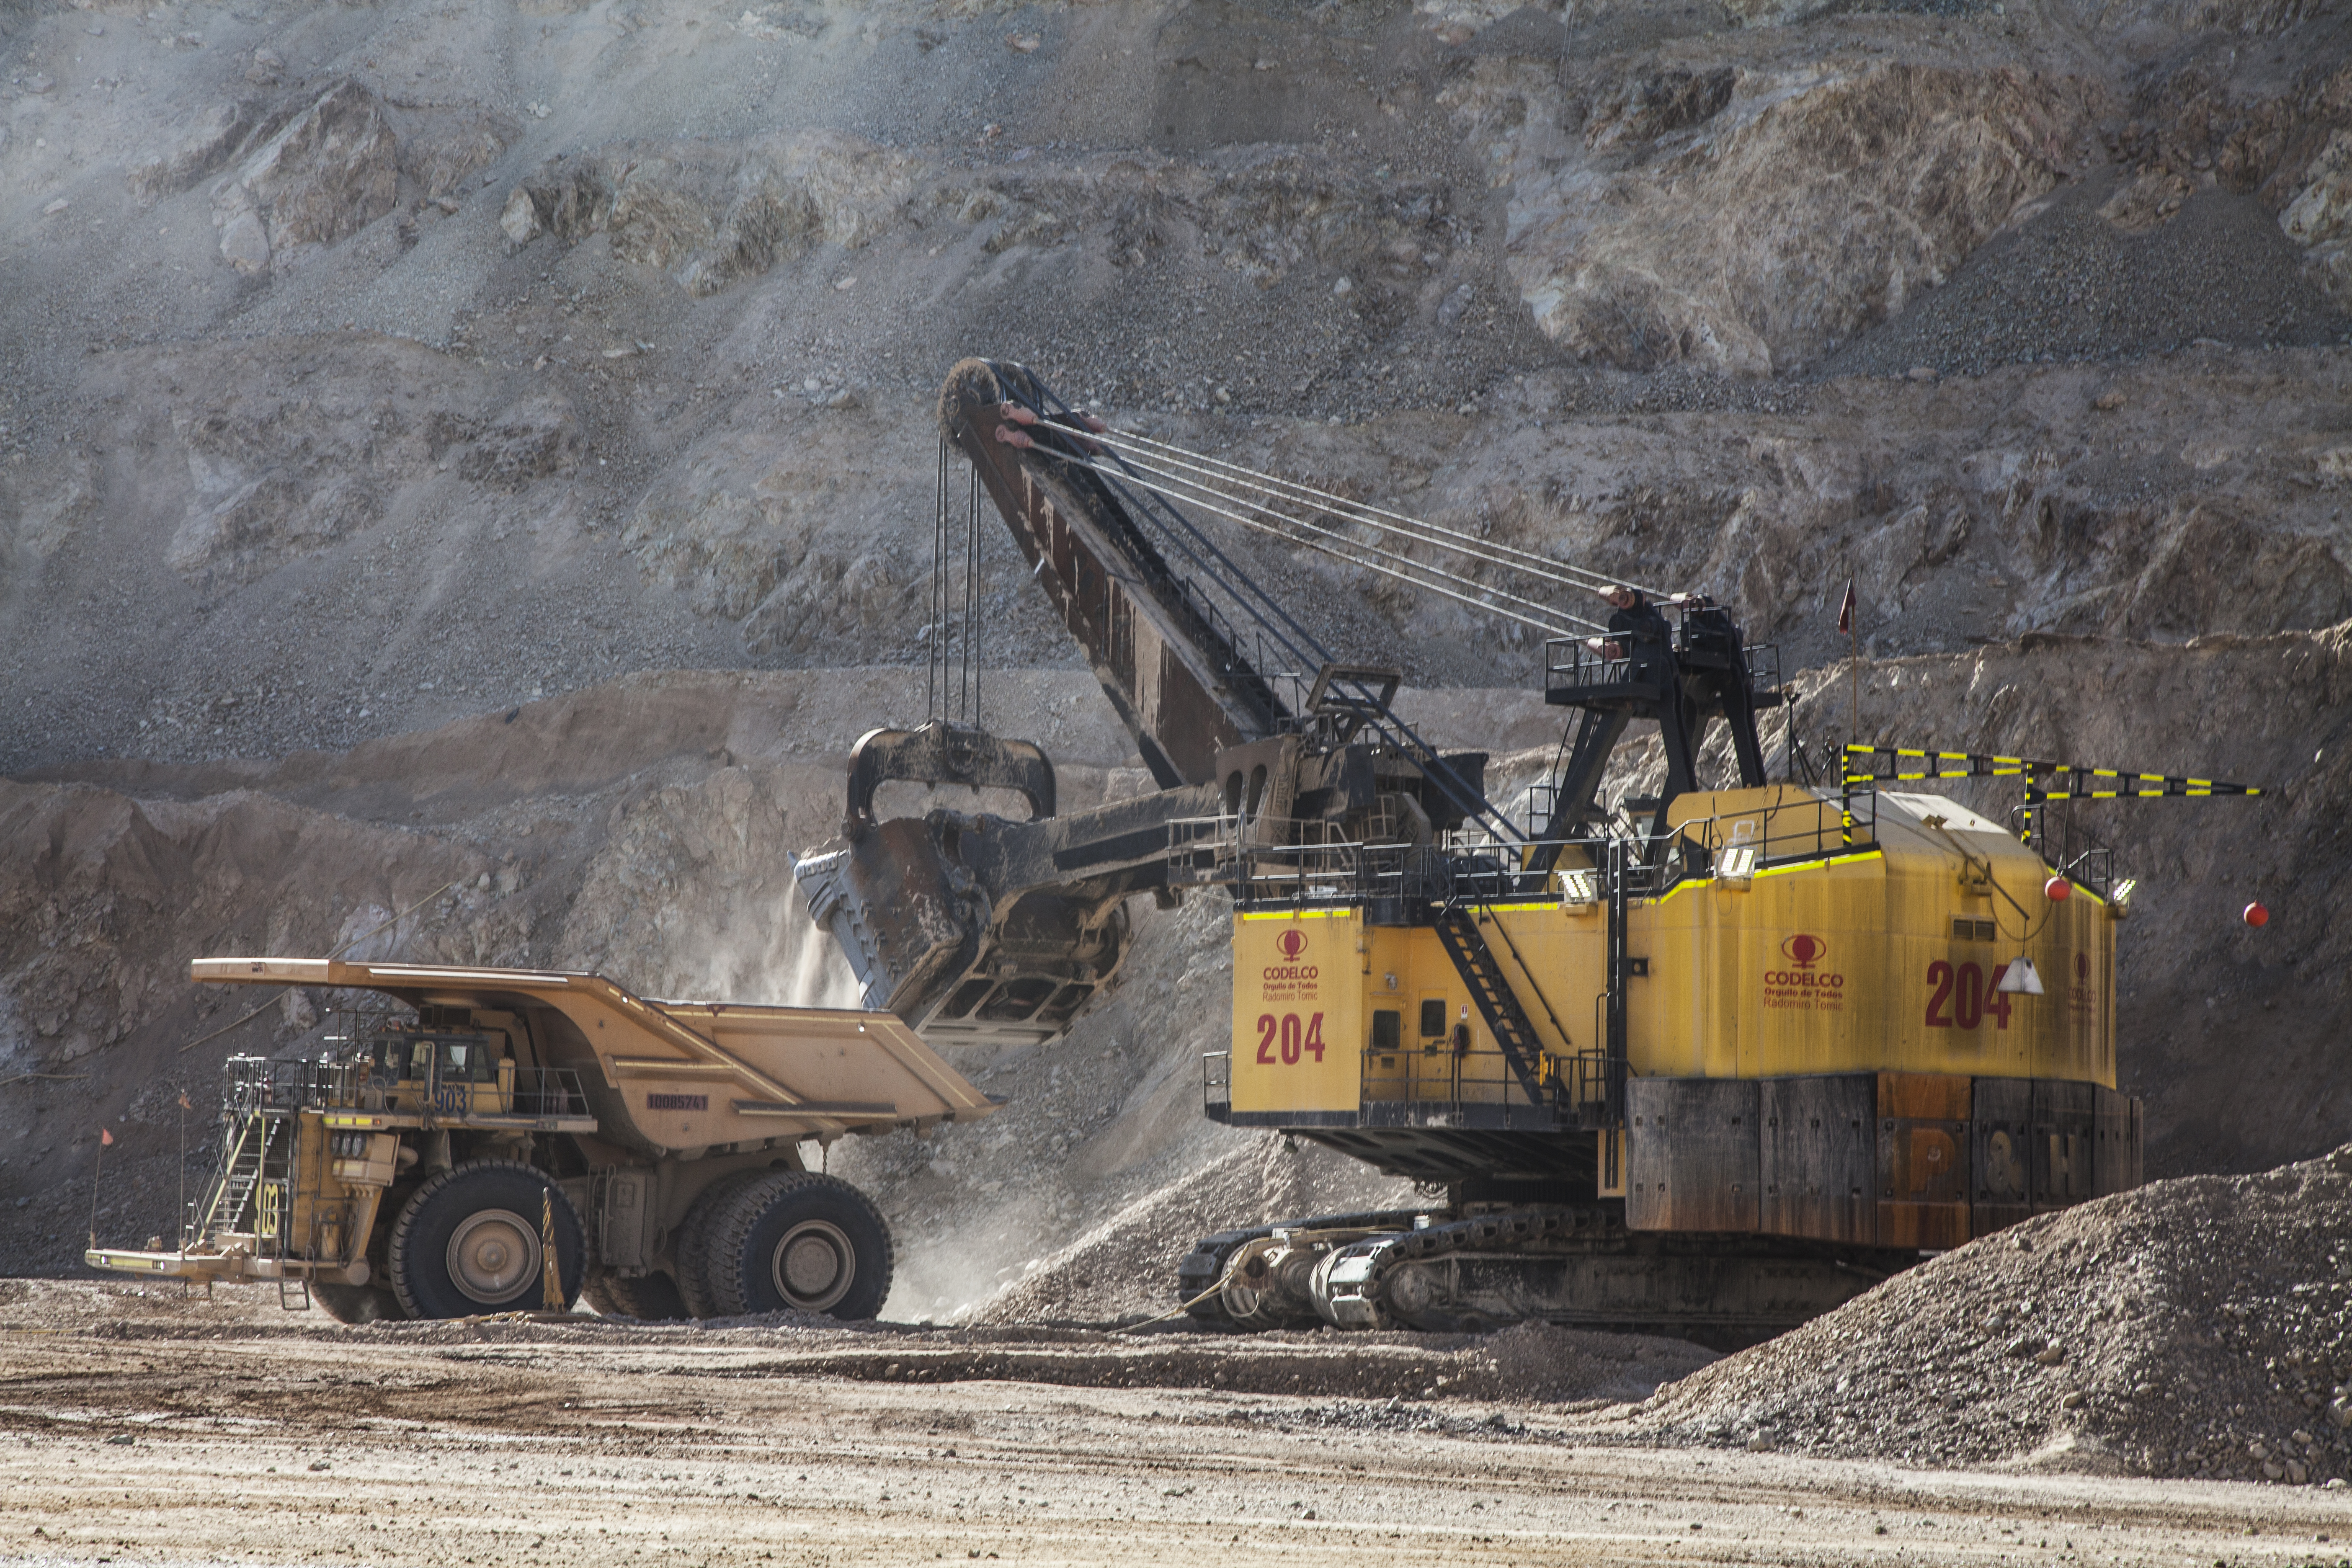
1629,1145 -> 2352,1485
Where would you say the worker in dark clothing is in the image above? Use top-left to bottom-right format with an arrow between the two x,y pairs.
1599,585 -> 1672,683
1601,584 -> 1666,634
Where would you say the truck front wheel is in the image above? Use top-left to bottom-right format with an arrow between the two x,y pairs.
388,1161 -> 585,1319
708,1172 -> 893,1320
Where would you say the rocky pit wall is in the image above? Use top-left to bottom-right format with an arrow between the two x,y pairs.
2,0 -> 2350,1353
5,0 -> 2352,759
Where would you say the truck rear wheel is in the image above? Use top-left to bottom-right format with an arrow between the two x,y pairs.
673,1168 -> 771,1319
582,1270 -> 688,1321
387,1160 -> 585,1319
707,1172 -> 892,1320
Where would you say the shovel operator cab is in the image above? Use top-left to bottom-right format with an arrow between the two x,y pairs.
795,358 -> 2261,1341
87,959 -> 998,1322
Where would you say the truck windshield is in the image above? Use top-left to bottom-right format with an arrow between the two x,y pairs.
434,1037 -> 503,1083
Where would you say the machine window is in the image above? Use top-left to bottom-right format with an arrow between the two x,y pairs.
1419,999 -> 1446,1037
1372,1011 -> 1400,1052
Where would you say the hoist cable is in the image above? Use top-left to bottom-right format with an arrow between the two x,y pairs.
1065,450 -> 1586,640
1096,422 -> 1628,593
1091,423 -> 1653,609
1069,444 -> 1594,635
1093,434 -> 1615,621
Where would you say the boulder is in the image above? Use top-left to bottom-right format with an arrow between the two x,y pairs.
217,209 -> 271,274
226,79 -> 401,258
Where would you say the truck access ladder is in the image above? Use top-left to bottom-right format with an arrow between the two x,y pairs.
197,1104 -> 282,1240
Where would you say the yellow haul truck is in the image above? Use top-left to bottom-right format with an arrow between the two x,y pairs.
88,959 -> 997,1321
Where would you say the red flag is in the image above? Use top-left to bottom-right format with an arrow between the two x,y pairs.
1836,578 -> 1857,636
177,1092 -> 192,1111
100,1128 -> 113,1146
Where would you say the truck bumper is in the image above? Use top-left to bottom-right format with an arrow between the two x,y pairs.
85,1248 -> 370,1285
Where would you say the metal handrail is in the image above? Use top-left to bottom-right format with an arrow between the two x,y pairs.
1177,790 -> 1879,916
1358,1044 -> 1563,1112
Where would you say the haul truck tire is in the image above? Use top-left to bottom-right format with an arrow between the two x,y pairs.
581,1270 -> 688,1322
312,1281 -> 405,1324
707,1172 -> 893,1320
388,1161 -> 586,1319
673,1167 -> 771,1319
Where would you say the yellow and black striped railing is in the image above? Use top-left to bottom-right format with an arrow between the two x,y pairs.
1838,743 -> 2264,848
1842,744 -> 2262,801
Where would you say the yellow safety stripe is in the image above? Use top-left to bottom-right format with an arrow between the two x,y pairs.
1684,851 -> 1881,888
1237,908 -> 1356,922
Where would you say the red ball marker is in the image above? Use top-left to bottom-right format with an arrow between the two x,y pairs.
2244,901 -> 2269,928
2043,876 -> 2071,902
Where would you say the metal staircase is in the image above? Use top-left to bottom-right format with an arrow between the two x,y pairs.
1431,907 -> 1551,1105
199,1105 -> 283,1241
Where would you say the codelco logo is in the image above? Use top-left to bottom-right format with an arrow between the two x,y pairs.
1765,933 -> 1844,993
2076,950 -> 2091,983
1261,926 -> 1318,984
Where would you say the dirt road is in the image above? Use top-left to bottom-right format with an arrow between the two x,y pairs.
3,1284 -> 2349,1567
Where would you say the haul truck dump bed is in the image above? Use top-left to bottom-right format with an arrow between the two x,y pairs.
89,959 -> 997,1323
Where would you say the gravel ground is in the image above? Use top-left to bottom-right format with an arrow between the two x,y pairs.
1631,1144 -> 2352,1487
6,1279 -> 2352,1568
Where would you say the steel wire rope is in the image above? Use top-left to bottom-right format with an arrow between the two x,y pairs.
966,459 -> 982,726
1093,457 -> 1328,678
1055,441 -> 1527,842
1093,437 -> 1614,624
1077,440 -> 1601,631
1010,408 -> 1606,672
1067,451 -> 1585,640
1086,453 -> 1518,837
1094,451 -> 1593,639
1059,456 -> 1314,748
1088,423 -> 1649,611
929,433 -> 947,720
1009,376 -> 1356,681
967,384 -> 1369,790
987,399 -> 1324,689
